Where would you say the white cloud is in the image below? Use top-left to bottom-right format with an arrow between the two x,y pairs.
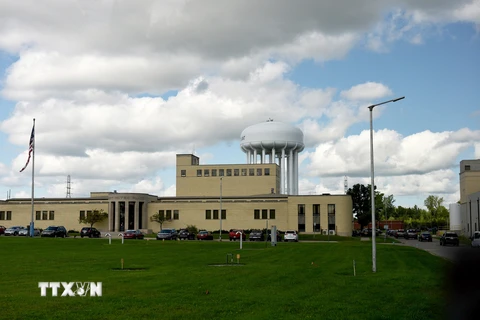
340,82 -> 393,101
306,128 -> 480,177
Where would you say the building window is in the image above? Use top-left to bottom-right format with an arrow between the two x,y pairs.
204,169 -> 209,177
328,204 -> 336,231
227,169 -> 232,176
298,204 -> 305,232
174,210 -> 179,220
205,210 -> 212,220
221,210 -> 226,220
213,210 -> 219,219
197,169 -> 202,177
313,204 -> 320,232
465,165 -> 471,171
298,204 -> 305,215
0,211 -> 4,220
265,168 -> 270,176
261,209 -> 268,219
328,204 -> 335,214
79,211 -> 85,220
241,169 -> 247,176
181,170 -> 186,177
87,210 -> 92,218
254,209 -> 260,219
159,210 -> 165,219
42,211 -> 48,220
49,211 -> 55,220
212,169 -> 217,177
249,168 -> 255,176
166,210 -> 172,220
219,169 -> 224,176
6,211 -> 11,220
234,169 -> 239,176
269,209 -> 276,219
257,168 -> 262,176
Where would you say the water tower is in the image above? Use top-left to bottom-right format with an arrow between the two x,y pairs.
240,120 -> 304,195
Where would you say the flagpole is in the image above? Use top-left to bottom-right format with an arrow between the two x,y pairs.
30,118 -> 35,237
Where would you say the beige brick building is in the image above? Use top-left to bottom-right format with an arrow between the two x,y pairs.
459,159 -> 480,237
0,154 -> 353,236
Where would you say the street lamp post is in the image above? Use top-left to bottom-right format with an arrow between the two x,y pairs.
368,96 -> 404,273
219,177 -> 223,241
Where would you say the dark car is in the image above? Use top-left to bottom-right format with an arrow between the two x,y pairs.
156,228 -> 178,240
41,226 -> 68,238
123,230 -> 144,239
80,227 -> 101,238
178,229 -> 195,240
267,230 -> 282,242
395,229 -> 405,238
249,229 -> 265,241
418,232 -> 432,242
440,232 -> 459,246
404,229 -> 418,240
197,230 -> 213,240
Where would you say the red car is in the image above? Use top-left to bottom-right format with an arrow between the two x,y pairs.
123,230 -> 144,239
229,229 -> 246,241
0,226 -> 6,235
197,230 -> 213,240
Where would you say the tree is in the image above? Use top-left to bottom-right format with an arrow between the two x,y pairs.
347,184 -> 382,229
424,195 -> 444,226
78,209 -> 108,228
150,212 -> 166,231
382,195 -> 396,220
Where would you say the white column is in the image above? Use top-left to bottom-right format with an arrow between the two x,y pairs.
261,149 -> 265,164
125,202 -> 130,230
271,148 -> 275,164
142,202 -> 148,230
253,149 -> 257,164
281,148 -> 285,194
115,201 -> 120,231
108,202 -> 113,231
246,150 -> 250,164
134,201 -> 139,230
288,149 -> 294,195
293,150 -> 298,195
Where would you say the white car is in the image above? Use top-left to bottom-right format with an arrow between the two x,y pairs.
18,228 -> 41,236
4,226 -> 26,236
471,231 -> 480,247
284,230 -> 298,242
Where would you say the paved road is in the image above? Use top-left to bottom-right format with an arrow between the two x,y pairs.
389,236 -> 479,262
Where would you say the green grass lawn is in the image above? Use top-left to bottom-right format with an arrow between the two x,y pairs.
0,237 -> 451,320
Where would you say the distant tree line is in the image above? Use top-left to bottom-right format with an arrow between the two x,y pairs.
347,184 -> 449,229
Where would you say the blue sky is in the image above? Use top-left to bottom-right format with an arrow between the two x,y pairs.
0,1 -> 479,208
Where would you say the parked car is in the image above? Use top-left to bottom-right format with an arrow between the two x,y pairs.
418,232 -> 432,242
471,231 -> 480,247
19,228 -> 41,236
41,226 -> 68,238
440,232 -> 459,246
267,230 -> 282,242
197,230 -> 214,240
0,225 -> 6,234
80,227 -> 101,238
123,230 -> 144,239
5,226 -> 27,236
284,230 -> 298,242
156,228 -> 178,240
395,229 -> 405,238
229,229 -> 246,241
404,229 -> 418,240
248,229 -> 265,241
178,229 -> 195,240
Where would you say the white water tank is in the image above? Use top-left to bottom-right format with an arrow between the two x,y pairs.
449,203 -> 461,231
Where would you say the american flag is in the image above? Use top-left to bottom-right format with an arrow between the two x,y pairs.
20,124 -> 35,172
